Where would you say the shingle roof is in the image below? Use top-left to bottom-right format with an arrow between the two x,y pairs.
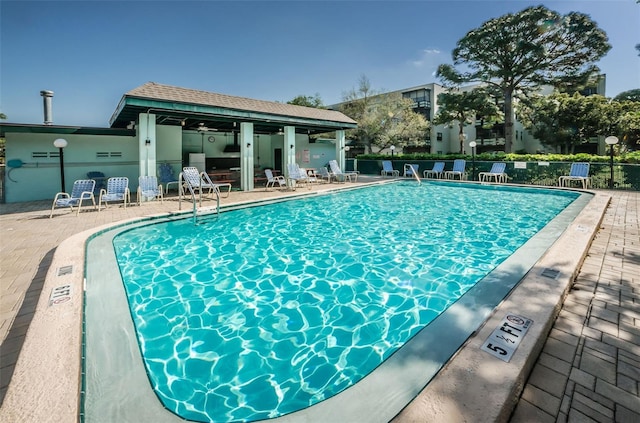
126,82 -> 357,125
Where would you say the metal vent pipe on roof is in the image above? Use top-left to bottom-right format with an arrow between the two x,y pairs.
40,90 -> 54,125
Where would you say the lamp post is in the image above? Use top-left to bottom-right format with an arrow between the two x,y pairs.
459,132 -> 467,154
53,138 -> 68,192
605,136 -> 619,189
469,140 -> 477,181
390,145 -> 395,158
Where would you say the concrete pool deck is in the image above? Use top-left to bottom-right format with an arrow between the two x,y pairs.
0,178 -> 638,422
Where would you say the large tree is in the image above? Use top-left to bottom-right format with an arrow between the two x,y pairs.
437,5 -> 611,153
340,75 -> 429,153
287,94 -> 325,108
432,88 -> 500,153
614,89 -> 640,103
522,92 -> 618,153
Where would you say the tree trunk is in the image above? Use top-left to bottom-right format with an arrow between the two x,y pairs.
458,123 -> 465,154
504,89 -> 515,153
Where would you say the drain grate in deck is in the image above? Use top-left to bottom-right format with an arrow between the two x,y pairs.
541,267 -> 560,280
57,265 -> 73,276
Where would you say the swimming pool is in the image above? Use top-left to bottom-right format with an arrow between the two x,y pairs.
83,181 -> 586,422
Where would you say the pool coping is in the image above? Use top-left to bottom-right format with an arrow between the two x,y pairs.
0,183 -> 611,423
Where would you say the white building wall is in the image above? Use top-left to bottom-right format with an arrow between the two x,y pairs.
4,132 -> 138,202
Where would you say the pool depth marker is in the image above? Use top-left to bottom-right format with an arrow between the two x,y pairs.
481,313 -> 533,362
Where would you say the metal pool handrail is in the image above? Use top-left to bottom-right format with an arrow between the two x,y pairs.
178,171 -> 220,224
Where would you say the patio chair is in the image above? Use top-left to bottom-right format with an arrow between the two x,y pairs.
287,163 -> 312,189
50,179 -> 97,218
98,177 -> 131,211
137,175 -> 163,205
403,163 -> 419,178
423,162 -> 445,179
87,171 -> 106,194
301,168 -> 320,184
445,159 -> 466,180
265,168 -> 286,191
558,162 -> 591,189
329,160 -> 358,182
316,166 -> 332,183
479,162 -> 507,183
158,163 -> 180,193
180,167 -> 231,201
201,172 -> 232,198
381,160 -> 399,177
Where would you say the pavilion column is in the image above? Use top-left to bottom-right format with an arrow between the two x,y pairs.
336,130 -> 346,170
240,122 -> 254,191
138,113 -> 157,202
284,126 -> 296,176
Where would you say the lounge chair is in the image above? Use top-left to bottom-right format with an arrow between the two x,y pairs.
201,172 -> 232,198
98,177 -> 131,211
180,167 -> 231,200
423,162 -> 445,179
381,160 -> 399,177
403,163 -> 419,178
265,168 -> 286,191
158,163 -> 180,193
287,163 -> 311,189
329,160 -> 358,182
137,175 -> 163,205
445,159 -> 466,180
479,162 -> 507,183
316,166 -> 332,183
558,162 -> 591,189
50,179 -> 97,218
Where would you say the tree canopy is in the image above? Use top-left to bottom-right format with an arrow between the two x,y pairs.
287,94 -> 325,108
521,92 -> 640,153
432,88 -> 500,153
340,75 -> 429,153
437,5 -> 611,153
614,89 -> 640,103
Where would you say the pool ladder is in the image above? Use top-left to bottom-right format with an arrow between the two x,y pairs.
178,173 -> 221,224
407,164 -> 421,185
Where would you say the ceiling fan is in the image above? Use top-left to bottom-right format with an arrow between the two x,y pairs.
196,122 -> 215,133
196,123 -> 217,152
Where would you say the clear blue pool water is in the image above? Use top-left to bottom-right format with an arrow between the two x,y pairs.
112,181 -> 579,422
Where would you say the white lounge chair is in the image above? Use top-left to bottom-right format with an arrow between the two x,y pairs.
50,179 -> 97,218
180,167 -> 231,201
329,160 -> 358,182
479,162 -> 507,183
287,163 -> 311,190
558,162 -> 591,189
445,159 -> 466,180
316,166 -> 332,183
99,177 -> 131,211
381,160 -> 399,177
137,175 -> 163,205
423,162 -> 445,179
265,169 -> 286,191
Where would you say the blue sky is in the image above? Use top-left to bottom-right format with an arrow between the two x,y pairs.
1,0 -> 639,127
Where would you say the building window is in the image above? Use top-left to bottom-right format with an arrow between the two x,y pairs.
402,89 -> 431,109
437,132 -> 443,141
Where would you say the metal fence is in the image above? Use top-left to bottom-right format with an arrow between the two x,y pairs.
353,160 -> 640,191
